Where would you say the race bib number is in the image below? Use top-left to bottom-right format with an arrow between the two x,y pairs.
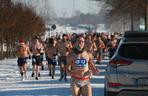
75,59 -> 87,67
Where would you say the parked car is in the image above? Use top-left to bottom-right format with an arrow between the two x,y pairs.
104,31 -> 148,96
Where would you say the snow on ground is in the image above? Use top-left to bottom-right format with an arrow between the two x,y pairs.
0,58 -> 108,96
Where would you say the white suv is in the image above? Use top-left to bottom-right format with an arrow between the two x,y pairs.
104,31 -> 148,96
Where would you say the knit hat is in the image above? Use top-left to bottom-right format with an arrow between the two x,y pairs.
19,38 -> 24,43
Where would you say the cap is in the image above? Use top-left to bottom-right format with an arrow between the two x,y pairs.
19,38 -> 24,43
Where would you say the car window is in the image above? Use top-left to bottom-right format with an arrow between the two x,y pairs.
119,43 -> 148,59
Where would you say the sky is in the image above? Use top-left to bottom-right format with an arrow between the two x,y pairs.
12,0 -> 104,18
49,0 -> 102,17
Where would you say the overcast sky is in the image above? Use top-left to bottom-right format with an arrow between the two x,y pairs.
50,0 -> 102,17
12,0 -> 104,18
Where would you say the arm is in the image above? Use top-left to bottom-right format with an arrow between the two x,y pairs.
88,53 -> 99,75
90,42 -> 97,52
27,46 -> 32,59
66,54 -> 79,76
27,45 -> 31,55
16,47 -> 19,57
65,42 -> 73,56
66,54 -> 73,76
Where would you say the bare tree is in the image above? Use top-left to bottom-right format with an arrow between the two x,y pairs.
0,0 -> 46,59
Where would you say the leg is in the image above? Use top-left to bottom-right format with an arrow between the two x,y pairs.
51,65 -> 55,79
31,64 -> 36,77
31,56 -> 36,77
19,66 -> 24,74
35,65 -> 40,80
40,54 -> 44,70
99,49 -> 103,62
71,83 -> 81,96
48,64 -> 52,76
47,58 -> 52,76
19,66 -> 24,81
59,63 -> 64,81
64,65 -> 67,81
81,83 -> 92,96
63,58 -> 67,81
35,56 -> 41,79
22,64 -> 28,78
96,49 -> 101,64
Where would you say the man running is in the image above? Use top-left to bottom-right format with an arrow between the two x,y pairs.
31,36 -> 44,80
57,34 -> 72,81
85,34 -> 97,54
17,38 -> 31,81
45,38 -> 58,79
95,36 -> 105,64
66,35 -> 99,96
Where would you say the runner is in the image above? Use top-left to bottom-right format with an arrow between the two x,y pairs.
85,34 -> 97,54
66,35 -> 99,96
16,38 -> 31,81
57,34 -> 72,81
45,38 -> 58,79
95,36 -> 105,64
108,35 -> 118,59
31,36 -> 44,80
38,37 -> 45,70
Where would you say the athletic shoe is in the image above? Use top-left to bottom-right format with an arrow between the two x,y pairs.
64,77 -> 68,81
59,77 -> 63,81
49,72 -> 51,76
41,66 -> 44,70
52,76 -> 54,79
38,73 -> 41,77
35,77 -> 38,80
31,72 -> 34,77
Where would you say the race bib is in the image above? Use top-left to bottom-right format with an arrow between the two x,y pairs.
75,59 -> 87,67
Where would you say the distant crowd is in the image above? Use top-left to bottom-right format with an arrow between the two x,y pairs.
16,32 -> 122,81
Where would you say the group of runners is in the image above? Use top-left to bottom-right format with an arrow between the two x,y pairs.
16,32 -> 121,96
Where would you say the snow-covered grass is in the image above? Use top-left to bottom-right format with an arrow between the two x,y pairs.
0,58 -> 108,96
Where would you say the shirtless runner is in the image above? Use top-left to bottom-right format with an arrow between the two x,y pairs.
17,38 -> 31,81
31,36 -> 44,80
66,35 -> 99,96
57,34 -> 72,81
45,38 -> 58,79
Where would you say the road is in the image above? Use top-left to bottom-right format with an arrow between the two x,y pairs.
0,59 -> 109,96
